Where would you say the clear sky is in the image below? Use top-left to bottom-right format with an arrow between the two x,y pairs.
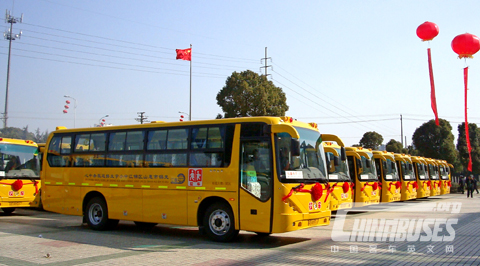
1,0 -> 479,146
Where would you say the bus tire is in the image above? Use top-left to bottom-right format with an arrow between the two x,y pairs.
85,197 -> 118,231
255,232 -> 271,237
203,202 -> 239,242
1,208 -> 15,214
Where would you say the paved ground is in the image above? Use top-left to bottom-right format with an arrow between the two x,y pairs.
0,193 -> 479,265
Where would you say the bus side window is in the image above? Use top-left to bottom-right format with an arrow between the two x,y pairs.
47,135 -> 72,167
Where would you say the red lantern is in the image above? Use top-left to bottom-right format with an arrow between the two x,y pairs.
452,33 -> 480,59
372,182 -> 378,191
342,182 -> 349,193
395,181 -> 401,189
64,105 -> 69,109
416,21 -> 439,41
12,180 -> 23,191
63,110 -> 68,114
66,100 -> 71,104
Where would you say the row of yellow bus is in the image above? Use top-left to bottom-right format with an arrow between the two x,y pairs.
0,116 -> 453,242
322,137 -> 453,213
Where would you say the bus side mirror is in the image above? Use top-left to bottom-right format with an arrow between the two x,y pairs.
409,164 -> 413,171
291,139 -> 300,157
340,147 -> 346,161
391,162 -> 396,168
356,158 -> 362,169
333,156 -> 340,166
365,159 -> 371,168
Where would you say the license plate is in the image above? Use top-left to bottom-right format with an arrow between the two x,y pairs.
8,191 -> 24,197
308,219 -> 320,226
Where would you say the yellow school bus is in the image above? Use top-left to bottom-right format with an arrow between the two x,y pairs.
322,134 -> 353,211
437,160 -> 451,195
373,151 -> 401,203
0,138 -> 41,214
425,158 -> 441,196
394,153 -> 417,201
41,116 -> 331,242
447,163 -> 454,192
346,147 -> 380,206
412,156 -> 430,198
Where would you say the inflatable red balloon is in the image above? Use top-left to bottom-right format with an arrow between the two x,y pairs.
417,21 -> 439,41
452,33 -> 480,59
342,182 -> 350,193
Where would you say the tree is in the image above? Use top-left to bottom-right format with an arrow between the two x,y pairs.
359,131 -> 383,149
0,127 -> 49,143
412,119 -> 459,168
406,145 -> 419,156
216,70 -> 289,118
386,139 -> 407,153
456,122 -> 479,174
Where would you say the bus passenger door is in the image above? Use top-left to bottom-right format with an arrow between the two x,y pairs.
238,140 -> 272,233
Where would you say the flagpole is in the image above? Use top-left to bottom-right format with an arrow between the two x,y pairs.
189,44 -> 192,121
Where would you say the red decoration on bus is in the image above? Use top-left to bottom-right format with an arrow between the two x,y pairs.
452,33 -> 480,58
416,21 -> 439,41
12,180 -> 23,191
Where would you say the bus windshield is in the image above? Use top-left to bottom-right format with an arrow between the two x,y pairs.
428,165 -> 439,180
0,143 -> 40,178
358,153 -> 378,181
277,127 -> 327,183
439,166 -> 449,180
326,148 -> 351,182
384,158 -> 399,181
400,161 -> 414,181
415,163 -> 427,180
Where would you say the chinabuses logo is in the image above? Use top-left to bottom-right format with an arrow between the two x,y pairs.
332,202 -> 461,242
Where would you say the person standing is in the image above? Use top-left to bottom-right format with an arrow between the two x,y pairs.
466,175 -> 475,198
459,175 -> 465,194
473,175 -> 479,194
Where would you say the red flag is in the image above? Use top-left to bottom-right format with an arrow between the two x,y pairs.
176,48 -> 191,61
428,48 -> 439,126
464,67 -> 473,172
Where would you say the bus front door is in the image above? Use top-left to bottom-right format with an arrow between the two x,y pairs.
238,140 -> 272,233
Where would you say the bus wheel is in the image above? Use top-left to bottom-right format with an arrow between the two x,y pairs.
1,208 -> 15,214
134,221 -> 158,230
85,197 -> 118,231
255,232 -> 271,237
203,202 -> 239,242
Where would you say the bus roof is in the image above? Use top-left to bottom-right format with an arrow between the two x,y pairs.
52,116 -> 319,138
0,137 -> 37,147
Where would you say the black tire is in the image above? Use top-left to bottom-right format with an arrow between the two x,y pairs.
85,197 -> 118,231
1,208 -> 15,214
203,202 -> 239,242
254,232 -> 271,237
134,221 -> 158,229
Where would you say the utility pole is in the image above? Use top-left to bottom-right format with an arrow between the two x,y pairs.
135,112 -> 149,124
260,47 -> 272,78
3,10 -> 23,128
400,114 -> 404,147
